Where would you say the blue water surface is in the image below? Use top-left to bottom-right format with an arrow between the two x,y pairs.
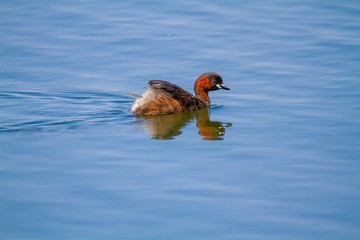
1,1 -> 360,239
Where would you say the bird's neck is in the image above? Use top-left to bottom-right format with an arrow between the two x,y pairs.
194,77 -> 211,104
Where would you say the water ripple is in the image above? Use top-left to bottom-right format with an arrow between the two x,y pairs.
0,89 -> 134,134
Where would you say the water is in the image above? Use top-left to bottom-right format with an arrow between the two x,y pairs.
1,1 -> 359,239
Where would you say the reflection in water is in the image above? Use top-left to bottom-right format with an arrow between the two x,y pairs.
135,108 -> 232,140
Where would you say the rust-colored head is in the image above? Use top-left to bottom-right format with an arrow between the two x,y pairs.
194,72 -> 230,103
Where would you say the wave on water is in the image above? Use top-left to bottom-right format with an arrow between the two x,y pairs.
0,89 -> 135,134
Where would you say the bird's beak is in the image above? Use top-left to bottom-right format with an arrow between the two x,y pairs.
217,83 -> 230,90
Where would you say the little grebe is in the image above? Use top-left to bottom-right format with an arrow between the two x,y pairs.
131,72 -> 230,115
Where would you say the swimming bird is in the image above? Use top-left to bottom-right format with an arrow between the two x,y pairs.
131,72 -> 230,115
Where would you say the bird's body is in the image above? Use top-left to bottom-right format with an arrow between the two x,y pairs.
131,72 -> 229,116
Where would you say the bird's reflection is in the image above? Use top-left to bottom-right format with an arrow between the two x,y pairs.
134,108 -> 232,140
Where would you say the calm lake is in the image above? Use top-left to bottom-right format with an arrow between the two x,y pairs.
1,0 -> 359,239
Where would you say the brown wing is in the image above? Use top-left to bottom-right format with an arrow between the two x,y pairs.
147,80 -> 201,109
